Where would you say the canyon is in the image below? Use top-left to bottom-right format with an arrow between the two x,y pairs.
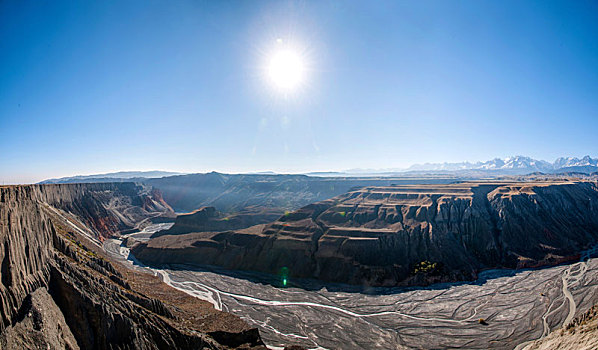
0,183 -> 264,349
133,180 -> 598,286
2,177 -> 598,349
143,172 -> 462,213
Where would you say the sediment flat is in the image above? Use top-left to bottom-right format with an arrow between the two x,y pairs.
106,225 -> 598,349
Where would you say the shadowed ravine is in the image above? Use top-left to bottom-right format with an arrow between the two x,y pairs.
105,224 -> 598,349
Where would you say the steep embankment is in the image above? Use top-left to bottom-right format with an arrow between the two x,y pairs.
522,303 -> 598,350
0,184 -> 264,349
33,182 -> 175,240
152,206 -> 282,238
143,172 -> 461,213
133,181 -> 598,287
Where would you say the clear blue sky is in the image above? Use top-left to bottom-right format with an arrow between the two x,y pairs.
1,1 -> 597,183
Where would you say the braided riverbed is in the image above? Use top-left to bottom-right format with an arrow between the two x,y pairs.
104,224 -> 598,349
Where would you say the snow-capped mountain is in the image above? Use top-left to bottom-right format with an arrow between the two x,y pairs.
406,156 -> 597,174
553,156 -> 598,169
478,156 -> 553,172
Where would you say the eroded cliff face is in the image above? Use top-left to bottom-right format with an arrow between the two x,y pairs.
143,172 -> 459,213
0,186 -> 54,335
152,206 -> 284,238
35,183 -> 174,240
133,181 -> 598,287
0,184 -> 264,349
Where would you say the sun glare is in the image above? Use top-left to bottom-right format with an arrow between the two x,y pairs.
266,47 -> 306,92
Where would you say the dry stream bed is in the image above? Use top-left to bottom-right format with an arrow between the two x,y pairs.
104,224 -> 598,350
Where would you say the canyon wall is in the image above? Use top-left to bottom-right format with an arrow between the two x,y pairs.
133,181 -> 598,287
0,184 -> 263,349
151,206 -> 283,237
36,182 -> 174,239
144,172 -> 461,213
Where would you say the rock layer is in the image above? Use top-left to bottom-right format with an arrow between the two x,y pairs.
144,172 -> 461,213
133,181 -> 598,286
152,206 -> 283,237
0,184 -> 264,349
0,183 -> 174,241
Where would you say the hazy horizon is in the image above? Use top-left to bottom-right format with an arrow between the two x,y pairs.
6,153 -> 593,185
2,1 -> 597,183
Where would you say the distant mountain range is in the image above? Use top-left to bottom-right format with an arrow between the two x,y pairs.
40,171 -> 185,184
400,155 -> 595,173
306,155 -> 596,176
403,155 -> 598,174
305,156 -> 598,177
39,156 -> 598,185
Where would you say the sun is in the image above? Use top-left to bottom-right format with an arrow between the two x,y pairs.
266,47 -> 306,92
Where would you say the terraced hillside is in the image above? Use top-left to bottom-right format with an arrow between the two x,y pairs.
133,180 -> 598,286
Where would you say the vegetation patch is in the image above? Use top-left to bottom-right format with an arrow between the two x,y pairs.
411,260 -> 443,275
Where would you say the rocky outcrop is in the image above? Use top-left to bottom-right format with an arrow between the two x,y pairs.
0,287 -> 79,350
133,181 -> 598,287
0,184 -> 264,349
152,206 -> 283,237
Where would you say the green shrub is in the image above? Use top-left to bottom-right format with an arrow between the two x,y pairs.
412,260 -> 442,275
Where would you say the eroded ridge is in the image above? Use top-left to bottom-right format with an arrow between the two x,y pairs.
0,184 -> 265,349
133,180 -> 598,287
